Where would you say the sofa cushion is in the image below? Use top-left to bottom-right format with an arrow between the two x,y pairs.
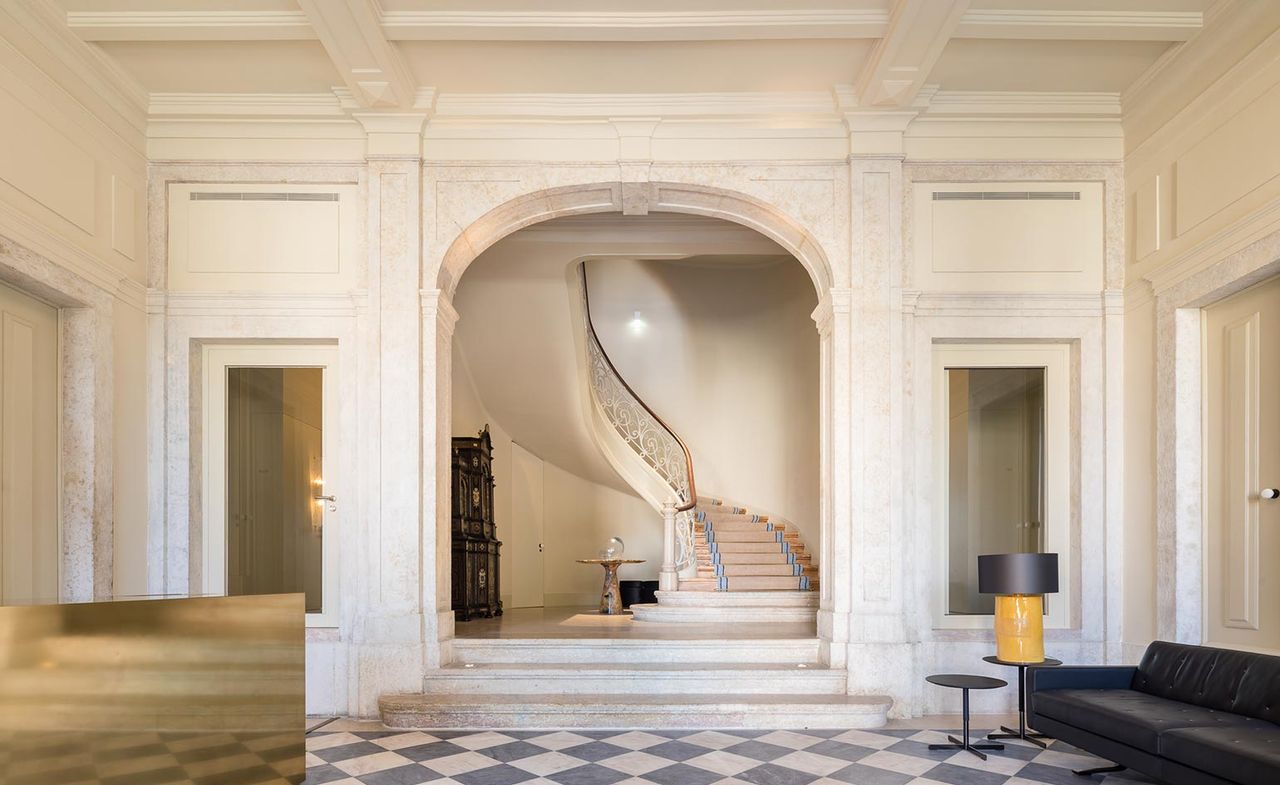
1161,724 -> 1280,785
1135,641 -> 1280,723
1033,689 -> 1258,753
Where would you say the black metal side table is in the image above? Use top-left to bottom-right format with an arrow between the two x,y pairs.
983,655 -> 1061,748
925,674 -> 1007,760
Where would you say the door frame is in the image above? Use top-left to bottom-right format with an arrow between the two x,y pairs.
1152,237 -> 1280,645
202,343 -> 340,627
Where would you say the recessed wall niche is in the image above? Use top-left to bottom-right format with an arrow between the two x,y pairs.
167,182 -> 360,292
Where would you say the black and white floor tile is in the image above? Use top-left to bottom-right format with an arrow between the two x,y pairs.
305,729 -> 1157,785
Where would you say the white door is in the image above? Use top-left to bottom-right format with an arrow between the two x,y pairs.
0,281 -> 58,605
205,345 -> 339,626
509,442 -> 545,608
1205,275 -> 1280,651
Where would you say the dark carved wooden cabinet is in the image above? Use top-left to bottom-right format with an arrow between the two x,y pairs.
451,426 -> 503,620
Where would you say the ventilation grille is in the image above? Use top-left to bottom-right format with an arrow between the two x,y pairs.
190,192 -> 339,202
933,191 -> 1080,201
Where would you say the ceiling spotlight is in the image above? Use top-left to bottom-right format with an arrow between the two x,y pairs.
628,310 -> 647,336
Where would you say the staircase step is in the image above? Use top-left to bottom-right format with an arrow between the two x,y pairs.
700,510 -> 766,523
723,576 -> 810,591
712,541 -> 786,553
649,591 -> 818,608
714,551 -> 792,564
631,592 -> 817,623
696,519 -> 777,532
381,693 -> 892,730
711,531 -> 779,543
719,564 -> 802,576
421,663 -> 846,695
450,638 -> 822,665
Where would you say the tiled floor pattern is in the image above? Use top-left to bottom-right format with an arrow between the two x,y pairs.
306,728 -> 1157,785
0,729 -> 302,785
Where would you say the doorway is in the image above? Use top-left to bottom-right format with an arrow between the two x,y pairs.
1205,275 -> 1280,652
0,280 -> 58,605
203,345 -> 339,626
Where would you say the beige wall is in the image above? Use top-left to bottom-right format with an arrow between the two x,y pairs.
1122,6 -> 1280,653
0,7 -> 149,598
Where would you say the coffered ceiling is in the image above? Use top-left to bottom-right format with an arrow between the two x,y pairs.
53,0 -> 1218,110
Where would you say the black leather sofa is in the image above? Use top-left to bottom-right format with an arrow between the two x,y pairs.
1027,641 -> 1280,785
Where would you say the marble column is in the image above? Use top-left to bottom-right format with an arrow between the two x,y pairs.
354,116 -> 429,716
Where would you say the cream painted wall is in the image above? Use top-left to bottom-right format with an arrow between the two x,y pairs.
1122,8 -> 1280,653
452,341 -> 658,607
0,8 -> 149,598
588,258 -> 821,547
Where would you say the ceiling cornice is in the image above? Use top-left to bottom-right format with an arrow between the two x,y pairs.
66,7 -> 1205,44
954,9 -> 1202,41
146,88 -> 1126,127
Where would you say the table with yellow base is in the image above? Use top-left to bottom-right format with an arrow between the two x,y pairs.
576,559 -> 646,615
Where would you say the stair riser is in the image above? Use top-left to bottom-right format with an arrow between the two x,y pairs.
450,641 -> 822,665
718,565 -> 801,576
696,520 -> 780,532
723,578 -> 806,591
712,542 -> 787,553
381,701 -> 889,730
631,606 -> 817,623
422,673 -> 846,695
712,552 -> 791,564
711,532 -> 780,543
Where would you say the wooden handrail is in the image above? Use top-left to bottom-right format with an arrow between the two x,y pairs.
581,265 -> 697,512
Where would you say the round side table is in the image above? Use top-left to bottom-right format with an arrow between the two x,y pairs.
576,559 -> 646,614
983,655 -> 1061,748
926,674 -> 1008,760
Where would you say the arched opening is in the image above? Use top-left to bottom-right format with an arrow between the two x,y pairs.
426,181 -> 844,652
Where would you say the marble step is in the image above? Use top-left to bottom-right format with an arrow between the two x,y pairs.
696,519 -> 782,532
650,590 -> 819,608
380,693 -> 892,730
707,551 -> 795,565
723,576 -> 809,591
631,604 -> 816,624
421,663 -> 846,695
717,563 -> 806,576
450,637 -> 822,665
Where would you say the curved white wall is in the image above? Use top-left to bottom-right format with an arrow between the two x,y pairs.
588,257 -> 820,551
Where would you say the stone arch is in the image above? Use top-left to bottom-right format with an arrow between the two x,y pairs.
433,181 -> 835,299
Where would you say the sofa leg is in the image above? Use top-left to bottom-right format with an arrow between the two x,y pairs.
1072,764 -> 1125,777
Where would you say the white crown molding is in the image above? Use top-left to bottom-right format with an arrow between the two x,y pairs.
382,9 -> 888,41
432,91 -> 838,119
149,93 -> 349,118
66,10 -> 314,40
955,9 -> 1202,41
65,7 -> 1203,44
923,91 -> 1121,117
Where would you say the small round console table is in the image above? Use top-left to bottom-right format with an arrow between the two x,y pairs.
983,655 -> 1061,748
576,559 -> 646,615
926,674 -> 1008,760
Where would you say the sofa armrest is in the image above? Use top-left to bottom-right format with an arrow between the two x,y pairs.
1028,666 -> 1136,693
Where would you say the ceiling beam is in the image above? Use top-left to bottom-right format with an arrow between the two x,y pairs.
64,8 -> 1202,44
855,0 -> 969,108
295,0 -> 415,109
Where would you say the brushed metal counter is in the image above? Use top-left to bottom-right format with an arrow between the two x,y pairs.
0,593 -> 304,784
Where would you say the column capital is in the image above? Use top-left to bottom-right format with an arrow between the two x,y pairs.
354,112 -> 429,159
421,288 -> 460,335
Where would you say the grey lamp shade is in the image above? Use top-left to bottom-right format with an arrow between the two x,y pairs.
978,553 -> 1059,595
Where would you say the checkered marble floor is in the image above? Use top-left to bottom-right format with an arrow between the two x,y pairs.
306,728 -> 1158,785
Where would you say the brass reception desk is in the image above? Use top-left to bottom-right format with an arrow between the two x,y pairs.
0,593 -> 305,785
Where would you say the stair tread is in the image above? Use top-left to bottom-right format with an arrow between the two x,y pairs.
438,663 -> 834,672
384,693 -> 889,707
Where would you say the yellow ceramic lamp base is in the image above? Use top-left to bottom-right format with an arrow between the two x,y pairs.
994,594 -> 1044,663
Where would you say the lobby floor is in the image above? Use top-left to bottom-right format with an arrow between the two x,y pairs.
454,607 -> 817,640
305,724 -> 1155,785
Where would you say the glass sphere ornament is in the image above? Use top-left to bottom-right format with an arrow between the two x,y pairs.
598,537 -> 626,559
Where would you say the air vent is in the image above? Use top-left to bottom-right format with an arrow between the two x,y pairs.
933,191 -> 1080,201
190,192 -> 339,202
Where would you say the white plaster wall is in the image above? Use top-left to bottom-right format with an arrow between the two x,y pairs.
113,299 -> 149,597
1122,295 -> 1158,658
